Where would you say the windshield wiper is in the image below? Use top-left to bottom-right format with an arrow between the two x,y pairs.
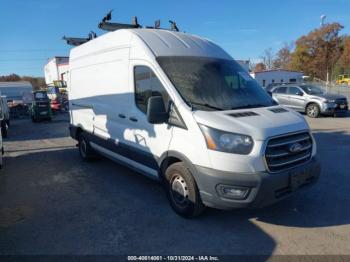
232,104 -> 268,110
189,101 -> 223,111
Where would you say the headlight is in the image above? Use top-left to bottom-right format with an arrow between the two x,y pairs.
199,124 -> 254,155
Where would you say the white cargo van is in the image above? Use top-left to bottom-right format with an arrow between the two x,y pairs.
69,29 -> 320,217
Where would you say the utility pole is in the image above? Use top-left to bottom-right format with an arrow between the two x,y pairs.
320,15 -> 326,27
321,15 -> 329,91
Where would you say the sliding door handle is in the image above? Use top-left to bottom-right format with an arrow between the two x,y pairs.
118,114 -> 126,119
129,117 -> 138,122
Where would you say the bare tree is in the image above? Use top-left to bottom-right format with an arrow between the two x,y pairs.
260,48 -> 275,70
273,42 -> 293,69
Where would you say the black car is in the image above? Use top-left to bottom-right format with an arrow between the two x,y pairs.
30,91 -> 52,122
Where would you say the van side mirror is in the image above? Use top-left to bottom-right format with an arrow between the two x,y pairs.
147,96 -> 168,124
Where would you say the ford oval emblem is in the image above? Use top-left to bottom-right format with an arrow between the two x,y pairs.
289,142 -> 303,153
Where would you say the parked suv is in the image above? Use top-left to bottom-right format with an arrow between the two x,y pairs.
271,83 -> 348,118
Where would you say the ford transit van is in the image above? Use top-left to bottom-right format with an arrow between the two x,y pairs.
69,29 -> 320,217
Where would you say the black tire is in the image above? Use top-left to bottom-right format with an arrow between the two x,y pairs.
1,120 -> 7,138
164,162 -> 205,218
78,132 -> 95,161
306,103 -> 320,118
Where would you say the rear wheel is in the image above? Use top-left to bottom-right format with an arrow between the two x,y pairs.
306,103 -> 320,118
164,162 -> 205,218
78,132 -> 95,161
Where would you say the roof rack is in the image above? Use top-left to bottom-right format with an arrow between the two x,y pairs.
169,20 -> 179,32
146,19 -> 161,29
98,10 -> 141,31
62,31 -> 97,46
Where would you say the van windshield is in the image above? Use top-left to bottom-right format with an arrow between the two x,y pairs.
157,56 -> 274,111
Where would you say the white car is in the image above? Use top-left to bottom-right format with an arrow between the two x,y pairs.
68,28 -> 320,217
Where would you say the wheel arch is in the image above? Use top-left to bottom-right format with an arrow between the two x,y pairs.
305,101 -> 321,112
158,151 -> 198,182
69,124 -> 84,141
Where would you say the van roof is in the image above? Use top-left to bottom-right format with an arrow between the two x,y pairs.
131,29 -> 231,59
70,29 -> 232,60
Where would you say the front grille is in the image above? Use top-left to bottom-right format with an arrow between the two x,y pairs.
265,131 -> 312,173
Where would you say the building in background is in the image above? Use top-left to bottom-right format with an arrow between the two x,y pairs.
44,56 -> 69,85
250,69 -> 303,87
44,57 -> 69,112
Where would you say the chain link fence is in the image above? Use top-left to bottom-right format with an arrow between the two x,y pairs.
310,81 -> 350,100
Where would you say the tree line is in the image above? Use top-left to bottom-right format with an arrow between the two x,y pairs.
253,22 -> 350,82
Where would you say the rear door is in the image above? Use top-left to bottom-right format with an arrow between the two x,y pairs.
272,86 -> 288,105
287,86 -> 305,111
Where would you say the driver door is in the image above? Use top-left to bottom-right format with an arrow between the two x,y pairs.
122,61 -> 173,179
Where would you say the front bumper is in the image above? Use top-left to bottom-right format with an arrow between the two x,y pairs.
193,157 -> 320,210
321,102 -> 348,115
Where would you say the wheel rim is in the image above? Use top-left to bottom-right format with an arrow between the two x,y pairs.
170,174 -> 189,207
307,105 -> 318,117
80,137 -> 87,158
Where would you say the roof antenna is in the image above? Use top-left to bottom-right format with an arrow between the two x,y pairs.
169,20 -> 179,31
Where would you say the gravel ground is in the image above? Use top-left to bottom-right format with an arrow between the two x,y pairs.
0,112 -> 349,256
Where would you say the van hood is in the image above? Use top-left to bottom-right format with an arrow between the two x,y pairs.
192,106 -> 309,141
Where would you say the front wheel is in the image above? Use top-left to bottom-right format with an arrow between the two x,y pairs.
306,103 -> 320,118
164,162 -> 205,218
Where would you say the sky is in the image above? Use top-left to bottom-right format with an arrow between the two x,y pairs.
1,0 -> 350,77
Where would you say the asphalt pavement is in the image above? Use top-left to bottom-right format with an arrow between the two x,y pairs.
0,113 -> 349,256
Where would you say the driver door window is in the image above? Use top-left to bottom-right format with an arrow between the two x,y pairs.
134,66 -> 168,114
